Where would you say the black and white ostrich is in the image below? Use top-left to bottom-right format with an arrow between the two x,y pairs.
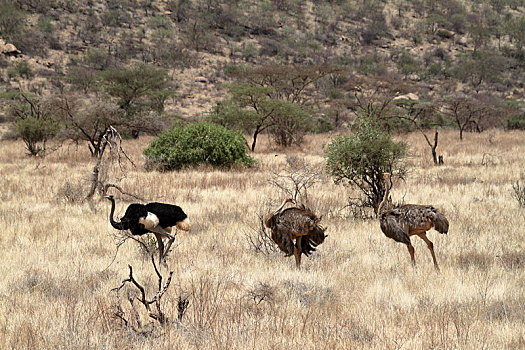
104,194 -> 190,263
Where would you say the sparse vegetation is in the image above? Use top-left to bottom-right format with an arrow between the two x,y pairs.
0,130 -> 524,348
1,0 -> 525,348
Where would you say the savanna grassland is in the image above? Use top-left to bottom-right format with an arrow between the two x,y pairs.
0,129 -> 524,349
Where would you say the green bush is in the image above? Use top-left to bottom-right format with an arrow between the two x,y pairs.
7,60 -> 33,79
144,122 -> 255,170
14,116 -> 60,156
506,112 -> 525,130
324,119 -> 407,212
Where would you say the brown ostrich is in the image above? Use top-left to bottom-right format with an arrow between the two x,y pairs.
377,173 -> 449,270
264,198 -> 326,268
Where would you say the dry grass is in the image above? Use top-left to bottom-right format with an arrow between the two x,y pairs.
1,129 -> 524,349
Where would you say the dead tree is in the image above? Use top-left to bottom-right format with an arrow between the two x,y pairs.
86,126 -> 135,201
112,256 -> 177,331
268,155 -> 323,203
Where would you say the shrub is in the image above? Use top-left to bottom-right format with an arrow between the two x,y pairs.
506,112 -> 525,130
144,122 -> 255,170
0,3 -> 25,40
14,116 -> 60,156
324,119 -> 407,213
7,60 -> 33,79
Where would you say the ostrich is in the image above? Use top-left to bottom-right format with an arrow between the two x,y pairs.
264,198 -> 326,269
377,173 -> 449,270
104,194 -> 190,263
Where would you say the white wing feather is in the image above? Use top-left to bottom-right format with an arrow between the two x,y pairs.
138,212 -> 159,230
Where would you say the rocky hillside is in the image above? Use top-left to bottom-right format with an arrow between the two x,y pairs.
1,0 -> 524,123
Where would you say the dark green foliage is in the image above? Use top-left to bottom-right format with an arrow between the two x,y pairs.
14,116 -> 60,156
7,60 -> 33,79
143,122 -> 255,170
207,82 -> 314,150
100,64 -> 173,121
0,3 -> 25,40
325,120 -> 407,212
506,112 -> 525,130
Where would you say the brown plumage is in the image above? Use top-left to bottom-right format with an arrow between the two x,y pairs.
378,173 -> 449,270
264,198 -> 327,268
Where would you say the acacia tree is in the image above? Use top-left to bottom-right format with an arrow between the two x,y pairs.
325,119 -> 407,214
442,94 -> 494,140
226,64 -> 342,105
100,64 -> 174,137
52,94 -> 168,157
393,99 -> 444,165
7,92 -> 60,156
207,84 -> 312,150
51,94 -> 125,157
453,51 -> 507,93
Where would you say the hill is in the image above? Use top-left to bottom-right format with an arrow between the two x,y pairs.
1,0 -> 524,123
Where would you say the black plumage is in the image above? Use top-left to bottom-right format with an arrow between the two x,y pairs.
105,194 -> 190,262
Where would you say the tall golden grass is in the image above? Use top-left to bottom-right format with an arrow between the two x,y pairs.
0,129 -> 524,349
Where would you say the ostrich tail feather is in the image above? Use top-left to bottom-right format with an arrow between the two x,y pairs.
176,218 -> 191,231
433,211 -> 449,234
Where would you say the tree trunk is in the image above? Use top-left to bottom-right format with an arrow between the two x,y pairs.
431,129 -> 439,165
86,139 -> 108,200
251,125 -> 262,152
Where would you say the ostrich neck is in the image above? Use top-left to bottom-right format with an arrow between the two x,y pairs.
264,198 -> 291,228
108,198 -> 126,230
377,180 -> 391,217
273,198 -> 290,216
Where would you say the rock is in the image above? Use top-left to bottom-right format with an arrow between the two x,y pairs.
436,28 -> 455,39
393,93 -> 419,101
456,36 -> 468,46
195,76 -> 208,83
0,43 -> 22,57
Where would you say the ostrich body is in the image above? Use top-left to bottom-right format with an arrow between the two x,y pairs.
264,198 -> 326,268
378,174 -> 449,270
105,194 -> 190,262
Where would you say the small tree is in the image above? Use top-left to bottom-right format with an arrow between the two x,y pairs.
8,92 -> 60,156
207,84 -> 313,151
144,122 -> 255,170
100,64 -> 174,137
393,99 -> 445,165
442,94 -> 494,140
51,94 -> 129,157
325,119 -> 408,214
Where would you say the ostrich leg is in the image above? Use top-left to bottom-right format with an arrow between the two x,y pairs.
150,226 -> 176,263
418,233 -> 440,271
407,244 -> 416,266
153,233 -> 165,263
293,236 -> 303,269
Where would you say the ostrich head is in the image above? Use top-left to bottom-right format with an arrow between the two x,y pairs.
104,194 -> 114,200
